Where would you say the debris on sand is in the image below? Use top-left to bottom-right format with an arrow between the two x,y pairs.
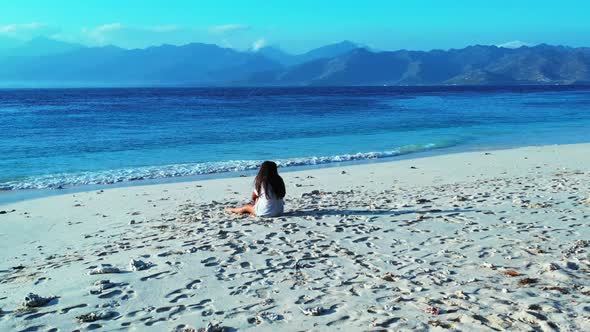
563,240 -> 589,256
453,195 -> 469,202
425,306 -> 441,315
429,320 -> 451,328
542,286 -> 569,294
129,259 -> 154,271
380,272 -> 398,282
23,293 -> 57,308
300,306 -> 326,316
300,190 -> 323,198
257,311 -> 284,322
88,265 -> 122,275
525,202 -> 552,209
198,322 -> 231,332
90,280 -> 119,295
518,278 -> 539,286
76,310 -> 117,322
454,290 -> 469,300
415,198 -> 432,204
544,263 -> 559,271
503,270 -> 521,277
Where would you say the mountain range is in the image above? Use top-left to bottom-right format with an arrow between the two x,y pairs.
0,37 -> 589,87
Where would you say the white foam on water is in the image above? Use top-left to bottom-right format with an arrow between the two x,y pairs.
0,142 -> 450,191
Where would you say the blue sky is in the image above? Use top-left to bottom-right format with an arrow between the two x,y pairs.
1,0 -> 588,53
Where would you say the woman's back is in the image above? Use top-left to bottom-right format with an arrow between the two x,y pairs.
254,183 -> 284,217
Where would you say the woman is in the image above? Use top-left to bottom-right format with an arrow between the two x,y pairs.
225,161 -> 286,217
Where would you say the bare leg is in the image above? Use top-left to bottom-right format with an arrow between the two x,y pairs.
225,203 -> 256,216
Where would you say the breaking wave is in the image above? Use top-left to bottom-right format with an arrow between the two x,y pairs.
0,142 -> 453,191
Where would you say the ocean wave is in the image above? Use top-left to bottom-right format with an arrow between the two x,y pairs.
0,142 -> 451,191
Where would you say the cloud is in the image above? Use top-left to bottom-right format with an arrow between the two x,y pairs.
95,23 -> 123,33
0,22 -> 44,34
0,21 -> 259,50
79,23 -> 208,48
251,38 -> 266,51
497,40 -> 533,49
209,24 -> 250,34
82,23 -> 124,45
148,25 -> 181,33
0,22 -> 56,40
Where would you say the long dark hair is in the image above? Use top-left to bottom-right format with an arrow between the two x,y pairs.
255,161 -> 286,199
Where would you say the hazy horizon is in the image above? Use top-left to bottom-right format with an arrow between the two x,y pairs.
1,1 -> 589,53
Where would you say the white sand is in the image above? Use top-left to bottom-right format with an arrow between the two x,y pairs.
0,144 -> 589,331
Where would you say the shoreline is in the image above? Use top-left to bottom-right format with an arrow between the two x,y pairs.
1,141 -> 586,206
0,143 -> 589,331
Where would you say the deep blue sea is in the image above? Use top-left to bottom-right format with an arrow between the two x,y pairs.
1,86 -> 590,197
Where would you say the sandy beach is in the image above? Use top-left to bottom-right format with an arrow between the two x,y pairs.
0,143 -> 589,331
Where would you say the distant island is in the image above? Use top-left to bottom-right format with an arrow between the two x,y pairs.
0,37 -> 589,87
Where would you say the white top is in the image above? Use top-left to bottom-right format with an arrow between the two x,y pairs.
254,183 -> 284,217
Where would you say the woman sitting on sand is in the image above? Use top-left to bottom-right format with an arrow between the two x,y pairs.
225,161 -> 286,217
